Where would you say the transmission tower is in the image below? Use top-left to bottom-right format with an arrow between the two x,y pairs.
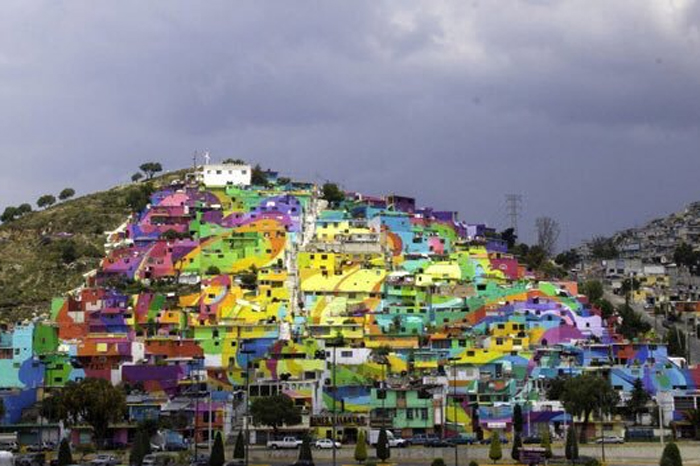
505,194 -> 523,237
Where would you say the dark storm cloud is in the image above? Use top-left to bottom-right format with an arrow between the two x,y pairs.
1,0 -> 700,246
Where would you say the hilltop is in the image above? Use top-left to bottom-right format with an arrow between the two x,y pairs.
0,169 -> 190,321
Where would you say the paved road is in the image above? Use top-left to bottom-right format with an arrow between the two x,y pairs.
604,291 -> 700,363
242,442 -> 700,466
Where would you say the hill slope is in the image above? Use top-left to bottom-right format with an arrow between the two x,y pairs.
0,170 -> 189,321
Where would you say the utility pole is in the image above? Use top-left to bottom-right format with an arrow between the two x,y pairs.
241,349 -> 255,466
449,358 -> 460,466
505,194 -> 523,238
332,346 -> 337,466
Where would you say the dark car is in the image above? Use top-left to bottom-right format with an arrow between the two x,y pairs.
425,438 -> 455,448
445,436 -> 473,446
480,436 -> 509,445
409,434 -> 439,445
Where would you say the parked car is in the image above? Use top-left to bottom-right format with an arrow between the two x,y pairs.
480,436 -> 509,445
15,453 -> 45,466
288,461 -> 314,466
595,436 -> 624,444
425,438 -> 455,448
445,435 -> 476,445
224,460 -> 245,466
408,434 -> 439,445
91,454 -> 118,466
388,438 -> 410,448
313,439 -> 341,449
267,437 -> 303,449
522,436 -> 542,444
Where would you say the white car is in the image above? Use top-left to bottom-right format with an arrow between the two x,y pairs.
313,438 -> 341,449
595,436 -> 624,444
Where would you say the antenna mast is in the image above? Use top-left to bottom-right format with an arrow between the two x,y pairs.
505,194 -> 523,237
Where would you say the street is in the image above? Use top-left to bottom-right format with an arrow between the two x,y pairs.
604,291 -> 700,363
240,442 -> 700,466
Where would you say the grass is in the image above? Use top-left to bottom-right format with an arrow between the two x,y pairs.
0,169 -> 191,322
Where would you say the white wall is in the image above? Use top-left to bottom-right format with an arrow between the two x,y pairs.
200,164 -> 252,187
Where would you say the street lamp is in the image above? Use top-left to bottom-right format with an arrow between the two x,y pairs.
448,357 -> 460,466
326,337 -> 343,466
241,348 -> 255,466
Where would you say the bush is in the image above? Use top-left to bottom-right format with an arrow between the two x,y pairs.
469,462 -> 479,466
355,431 -> 368,463
660,442 -> 682,466
431,459 -> 446,466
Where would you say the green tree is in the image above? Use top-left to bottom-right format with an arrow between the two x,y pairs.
513,404 -> 523,434
431,459 -> 446,466
660,442 -> 682,466
580,280 -> 604,304
674,243 -> 699,272
589,236 -> 618,260
59,188 -> 76,201
376,428 -> 390,462
488,431 -> 502,463
139,162 -> 163,180
251,164 -> 268,186
233,431 -> 245,460
41,378 -> 126,447
626,378 -> 651,425
129,429 -> 151,466
499,228 -> 517,250
250,394 -> 301,434
131,172 -> 144,183
555,249 -> 580,270
322,183 -> 345,205
560,373 -> 620,443
565,427 -> 579,462
37,194 -> 56,209
209,432 -> 225,466
57,438 -> 73,466
511,432 -> 522,461
0,206 -> 17,223
597,299 -> 615,319
223,158 -> 246,165
666,328 -> 687,358
298,437 -> 313,464
125,186 -> 152,212
17,203 -> 32,215
617,303 -> 652,340
354,430 -> 368,463
541,429 -> 552,459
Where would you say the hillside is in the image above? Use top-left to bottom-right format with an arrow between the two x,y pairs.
0,170 -> 190,321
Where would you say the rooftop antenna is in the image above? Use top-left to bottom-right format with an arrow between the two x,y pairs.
192,151 -> 198,169
505,194 -> 523,237
203,151 -> 211,165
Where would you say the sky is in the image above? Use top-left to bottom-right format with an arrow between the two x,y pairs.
1,1 -> 700,247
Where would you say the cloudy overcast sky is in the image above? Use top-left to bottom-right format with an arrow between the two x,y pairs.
1,1 -> 699,246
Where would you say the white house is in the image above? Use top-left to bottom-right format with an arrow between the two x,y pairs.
198,163 -> 252,187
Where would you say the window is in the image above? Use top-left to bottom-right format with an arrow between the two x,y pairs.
341,351 -> 353,358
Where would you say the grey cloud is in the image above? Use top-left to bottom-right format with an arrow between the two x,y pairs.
2,0 -> 700,246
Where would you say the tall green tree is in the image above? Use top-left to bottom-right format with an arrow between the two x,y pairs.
59,188 -> 76,201
376,428 -> 390,462
57,438 -> 73,466
209,432 -> 225,466
511,432 -> 522,461
626,378 -> 651,425
139,162 -> 163,180
129,429 -> 151,466
488,431 -> 502,464
513,404 -> 523,434
560,373 -> 619,443
666,329 -> 687,358
250,394 -> 301,434
41,377 -> 126,447
37,194 -> 56,209
354,430 -> 368,463
541,429 -> 552,459
251,164 -> 268,186
580,280 -> 604,304
233,431 -> 245,460
298,437 -> 313,464
565,427 -> 579,462
321,183 -> 344,205
660,442 -> 683,466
